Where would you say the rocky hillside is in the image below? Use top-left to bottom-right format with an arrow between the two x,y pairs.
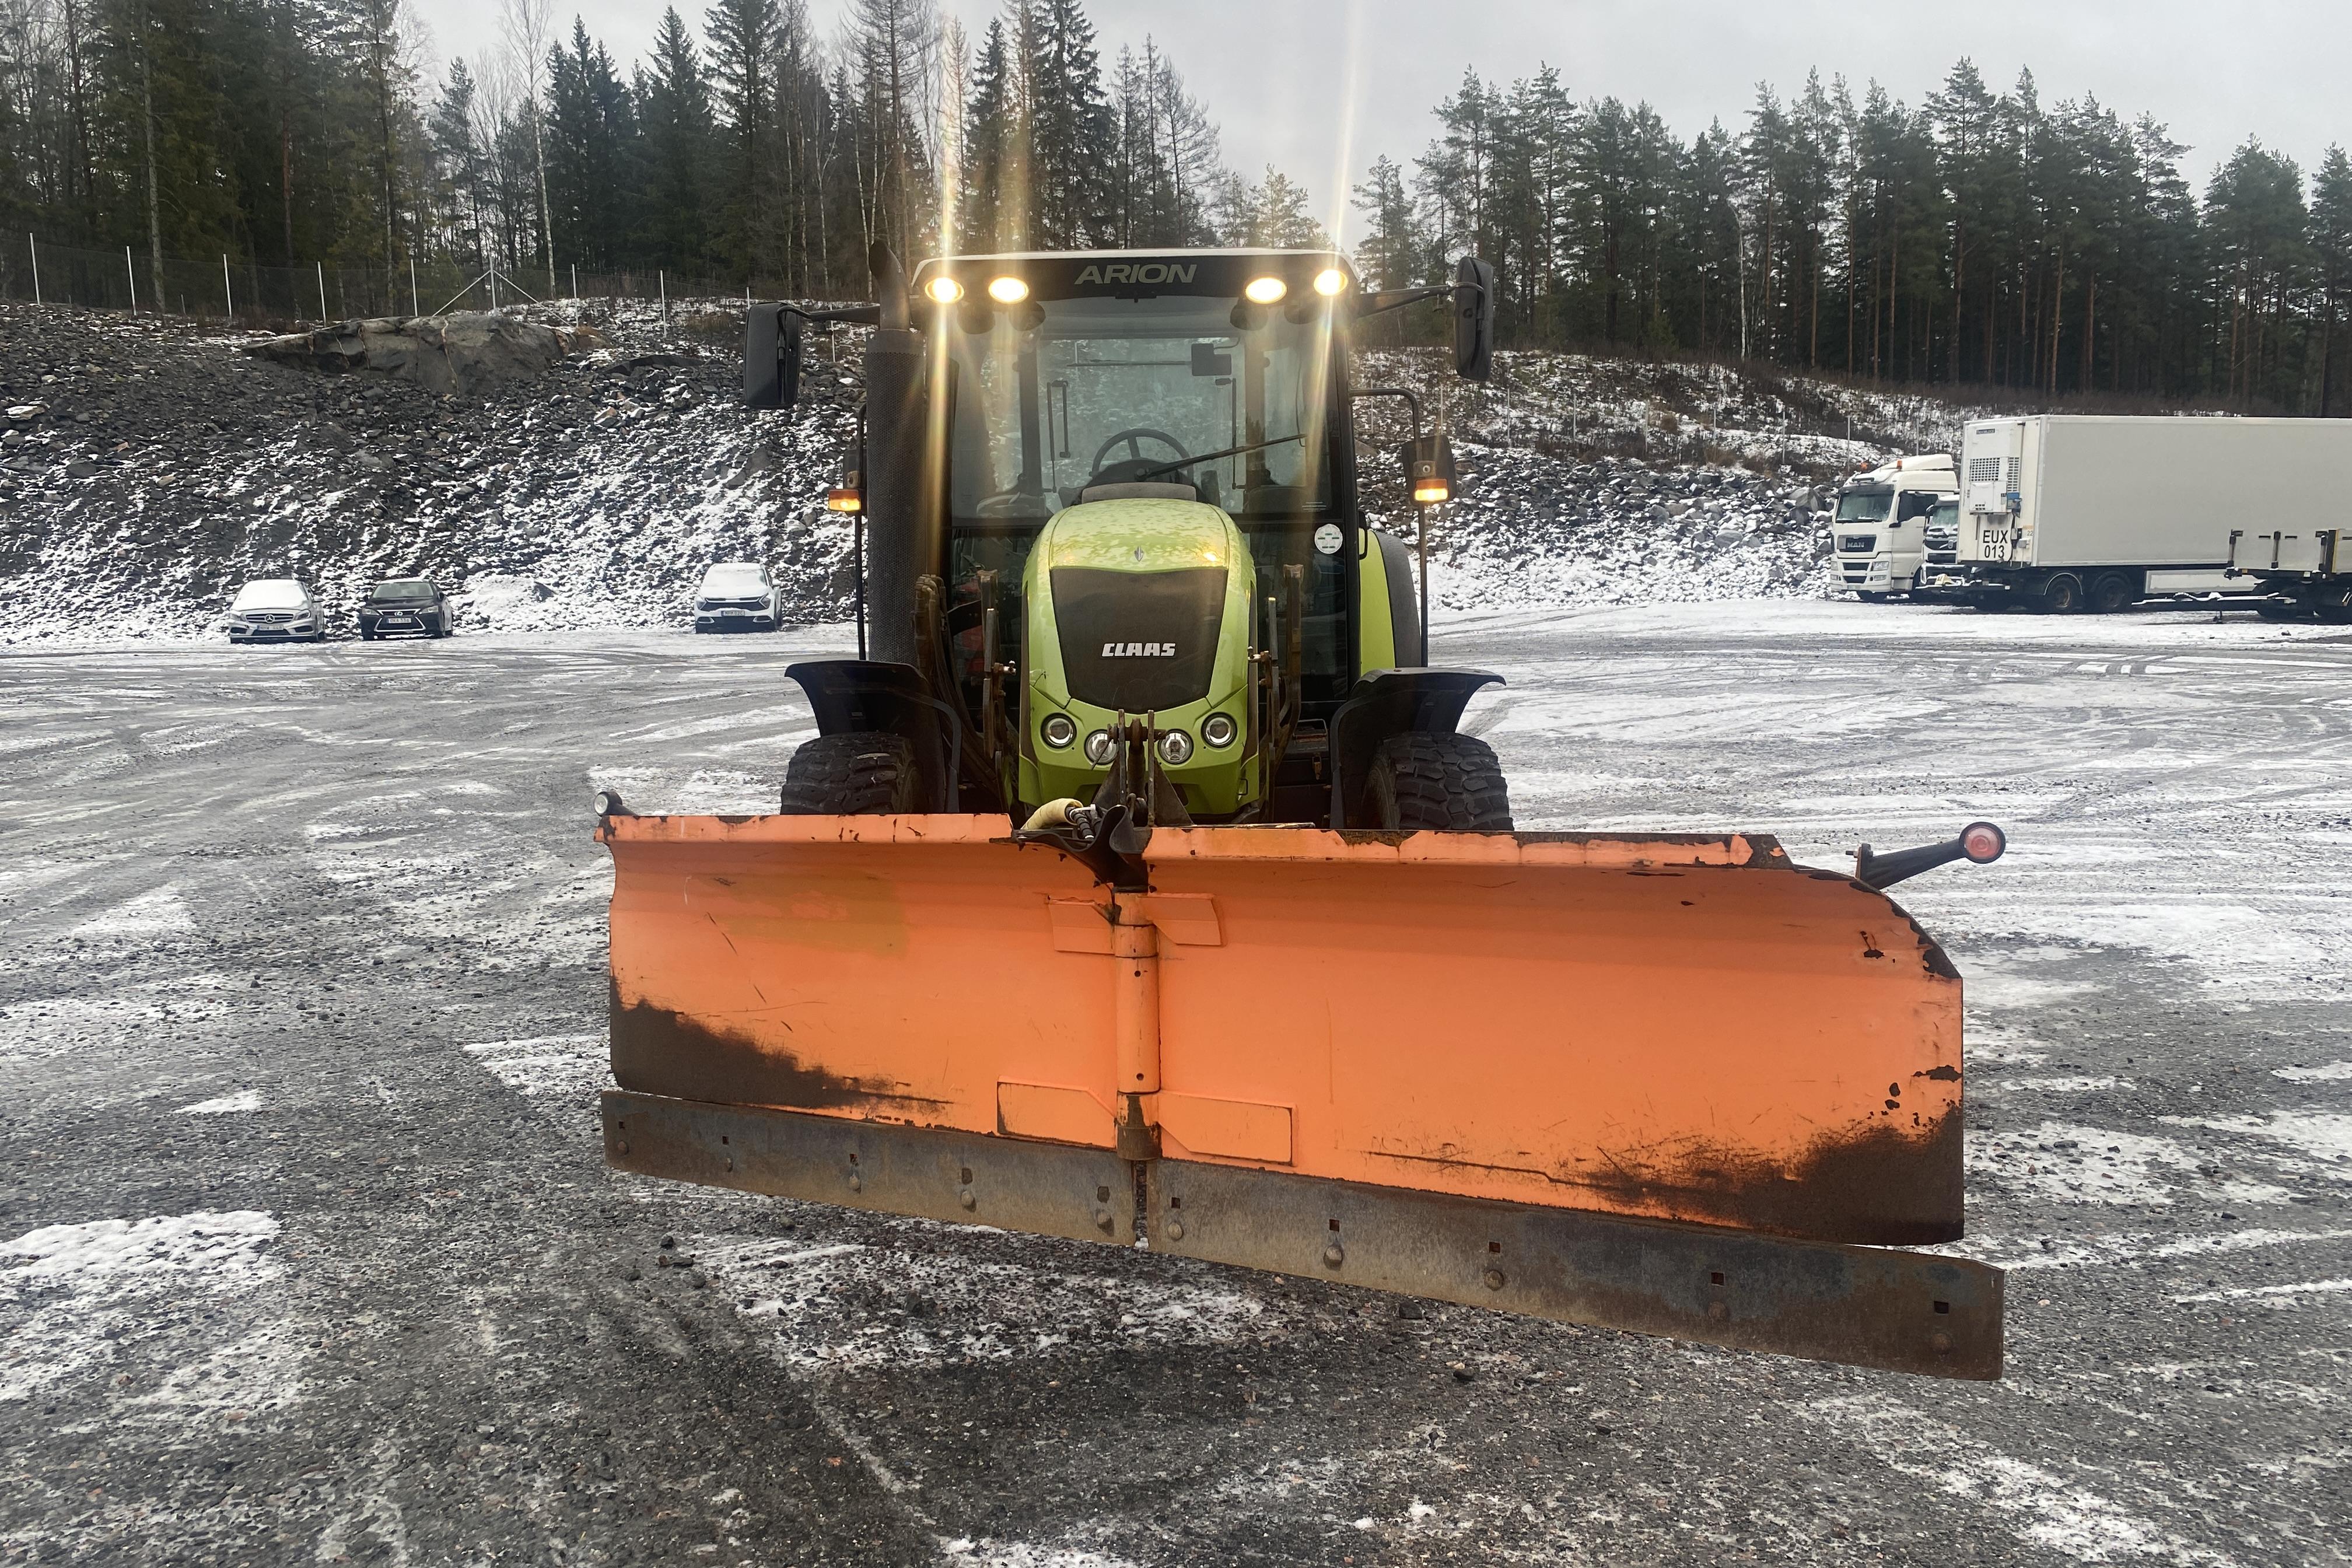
0,300 -> 2006,643
0,300 -> 857,644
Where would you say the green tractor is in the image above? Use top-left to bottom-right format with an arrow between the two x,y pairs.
747,244 -> 1507,834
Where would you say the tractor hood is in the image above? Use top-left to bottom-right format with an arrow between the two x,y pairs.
1023,497 -> 1259,812
1031,496 -> 1240,574
1030,498 -> 1247,715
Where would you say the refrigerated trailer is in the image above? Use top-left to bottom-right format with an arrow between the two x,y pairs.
1956,415 -> 2352,612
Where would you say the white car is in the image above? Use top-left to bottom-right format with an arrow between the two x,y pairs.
692,562 -> 782,633
224,579 -> 325,644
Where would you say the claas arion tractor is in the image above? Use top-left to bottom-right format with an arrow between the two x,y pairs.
592,245 -> 2011,1379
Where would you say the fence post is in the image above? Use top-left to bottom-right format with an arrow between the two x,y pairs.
125,246 -> 137,314
659,269 -> 666,327
410,257 -> 419,317
223,254 -> 233,320
27,235 -> 38,309
570,263 -> 578,300
317,261 -> 327,322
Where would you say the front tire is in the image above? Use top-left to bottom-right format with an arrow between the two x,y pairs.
778,732 -> 923,815
1365,732 -> 1513,832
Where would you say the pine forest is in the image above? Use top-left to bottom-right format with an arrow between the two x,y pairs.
2,0 -> 2348,414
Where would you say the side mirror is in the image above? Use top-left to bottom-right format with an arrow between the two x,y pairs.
1401,432 -> 1459,505
745,303 -> 802,410
1453,254 -> 1495,382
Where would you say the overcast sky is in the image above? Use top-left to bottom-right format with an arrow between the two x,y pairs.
411,0 -> 2350,241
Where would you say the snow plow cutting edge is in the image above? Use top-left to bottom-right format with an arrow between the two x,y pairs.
596,811 -> 2003,1380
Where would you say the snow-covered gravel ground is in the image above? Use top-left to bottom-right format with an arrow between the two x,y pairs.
4,601 -> 2347,1565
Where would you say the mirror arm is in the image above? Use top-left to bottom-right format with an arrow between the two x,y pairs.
1355,280 -> 1490,321
776,302 -> 881,327
1353,285 -> 1451,321
1348,384 -> 1424,436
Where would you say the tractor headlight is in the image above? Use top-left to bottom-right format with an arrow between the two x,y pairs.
1083,730 -> 1115,766
1244,275 -> 1287,304
1157,729 -> 1193,765
1200,712 -> 1236,748
924,275 -> 964,304
1041,713 -> 1077,750
1312,267 -> 1348,297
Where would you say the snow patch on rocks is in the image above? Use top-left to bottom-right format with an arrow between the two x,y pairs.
464,1033 -> 609,1099
1,1211 -> 290,1413
702,1234 -> 1270,1373
176,1090 -> 262,1115
2,1210 -> 278,1288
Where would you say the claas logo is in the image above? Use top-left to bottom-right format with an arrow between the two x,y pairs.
1101,641 -> 1177,657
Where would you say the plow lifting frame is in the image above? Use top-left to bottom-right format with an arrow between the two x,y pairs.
598,811 -> 2005,1381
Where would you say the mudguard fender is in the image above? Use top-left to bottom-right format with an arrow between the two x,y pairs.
786,659 -> 961,810
1329,667 -> 1503,828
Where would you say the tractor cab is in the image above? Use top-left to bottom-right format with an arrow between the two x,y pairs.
747,244 -> 1499,832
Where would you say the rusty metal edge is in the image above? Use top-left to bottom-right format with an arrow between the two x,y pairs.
597,813 -> 1790,868
1148,1159 -> 2003,1381
602,1091 -> 1136,1248
602,1093 -> 2001,1380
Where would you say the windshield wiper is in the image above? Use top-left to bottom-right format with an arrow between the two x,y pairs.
1136,433 -> 1304,481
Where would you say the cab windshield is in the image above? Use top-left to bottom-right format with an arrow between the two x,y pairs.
368,580 -> 436,603
945,295 -> 1336,522
1835,488 -> 1893,523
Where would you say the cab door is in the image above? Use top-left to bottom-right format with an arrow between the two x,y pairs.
1888,489 -> 1940,586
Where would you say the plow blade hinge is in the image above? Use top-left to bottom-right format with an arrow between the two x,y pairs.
603,1091 -> 1138,1247
1146,1160 -> 2003,1380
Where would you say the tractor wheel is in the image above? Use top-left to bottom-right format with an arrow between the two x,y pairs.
2040,574 -> 2085,614
1366,733 -> 1513,832
778,732 -> 922,815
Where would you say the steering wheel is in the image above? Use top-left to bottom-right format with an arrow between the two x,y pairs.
1088,428 -> 1191,486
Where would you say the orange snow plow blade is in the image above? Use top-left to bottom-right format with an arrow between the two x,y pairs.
597,814 -> 2001,1379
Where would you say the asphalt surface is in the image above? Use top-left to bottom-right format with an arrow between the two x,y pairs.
3,604 -> 2347,1566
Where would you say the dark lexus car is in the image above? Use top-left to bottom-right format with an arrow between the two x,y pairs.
359,578 -> 455,640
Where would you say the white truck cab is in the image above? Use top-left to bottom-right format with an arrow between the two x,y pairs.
1831,455 -> 1958,601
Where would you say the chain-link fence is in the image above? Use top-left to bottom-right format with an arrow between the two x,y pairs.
0,236 -> 765,327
